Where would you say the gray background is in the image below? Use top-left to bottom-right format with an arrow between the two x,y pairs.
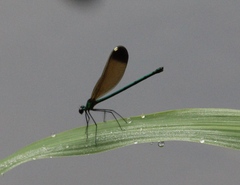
1,0 -> 240,184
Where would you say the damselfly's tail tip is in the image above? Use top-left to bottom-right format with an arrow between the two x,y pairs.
155,67 -> 164,73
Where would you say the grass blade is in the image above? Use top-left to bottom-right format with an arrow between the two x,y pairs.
1,108 -> 240,174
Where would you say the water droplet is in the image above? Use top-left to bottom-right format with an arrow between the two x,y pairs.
134,141 -> 138,144
158,141 -> 165,147
127,118 -> 132,124
141,114 -> 145,119
200,139 -> 205,143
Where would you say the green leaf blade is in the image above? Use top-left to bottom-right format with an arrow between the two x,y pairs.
1,108 -> 240,174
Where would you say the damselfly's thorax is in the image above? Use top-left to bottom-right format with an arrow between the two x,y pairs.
79,99 -> 97,114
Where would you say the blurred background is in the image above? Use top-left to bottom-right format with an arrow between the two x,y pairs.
1,0 -> 240,184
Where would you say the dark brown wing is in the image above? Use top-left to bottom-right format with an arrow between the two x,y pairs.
90,46 -> 128,100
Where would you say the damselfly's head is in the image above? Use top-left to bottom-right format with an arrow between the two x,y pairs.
79,106 -> 85,114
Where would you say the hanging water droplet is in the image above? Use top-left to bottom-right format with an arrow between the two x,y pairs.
158,141 -> 165,147
141,114 -> 145,119
200,139 -> 205,143
127,118 -> 132,124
